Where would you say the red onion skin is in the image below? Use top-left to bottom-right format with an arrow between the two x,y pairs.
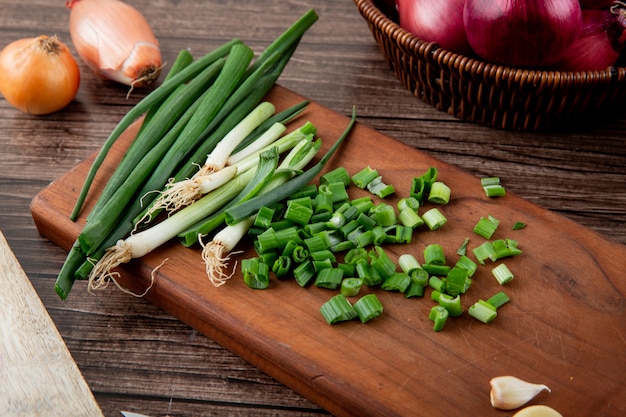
463,0 -> 583,68
397,0 -> 473,55
551,9 -> 625,70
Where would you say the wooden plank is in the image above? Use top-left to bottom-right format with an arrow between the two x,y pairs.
0,230 -> 104,417
31,85 -> 626,417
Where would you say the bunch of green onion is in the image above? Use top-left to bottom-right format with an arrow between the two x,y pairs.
54,9 -> 323,300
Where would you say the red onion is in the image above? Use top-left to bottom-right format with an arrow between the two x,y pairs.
463,0 -> 583,68
397,0 -> 473,55
551,9 -> 625,71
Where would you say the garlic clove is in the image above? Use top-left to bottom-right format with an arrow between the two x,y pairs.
512,405 -> 564,417
490,375 -> 551,410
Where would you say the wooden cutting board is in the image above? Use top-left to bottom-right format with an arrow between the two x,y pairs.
30,85 -> 626,417
0,230 -> 104,417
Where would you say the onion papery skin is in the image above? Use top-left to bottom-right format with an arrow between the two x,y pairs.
0,35 -> 80,115
551,9 -> 621,71
397,0 -> 473,55
463,0 -> 583,68
67,0 -> 162,87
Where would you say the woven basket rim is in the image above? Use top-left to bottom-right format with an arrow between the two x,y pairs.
355,0 -> 624,82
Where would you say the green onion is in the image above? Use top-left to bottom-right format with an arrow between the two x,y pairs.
481,177 -> 506,197
370,203 -> 396,227
253,206 -> 275,229
351,166 -> 379,189
411,167 -> 438,204
367,176 -> 395,199
398,207 -> 423,229
512,221 -> 527,230
455,255 -> 478,277
491,263 -> 514,285
473,215 -> 500,239
381,272 -> 411,293
321,167 -> 351,186
242,257 -> 270,289
369,246 -> 396,280
397,197 -> 420,212
320,294 -> 358,324
356,262 -> 383,286
429,305 -> 449,332
468,300 -> 498,323
314,268 -> 344,290
398,254 -> 421,275
431,291 -> 463,317
353,294 -> 384,323
473,241 -> 497,265
340,277 -> 363,297
422,264 -> 450,276
427,181 -> 451,204
69,39 -> 242,221
272,255 -> 292,278
423,243 -> 446,265
444,266 -> 471,296
294,259 -> 316,287
224,106 -> 358,225
422,208 -> 447,230
284,199 -> 313,225
456,237 -> 470,256
487,291 -> 510,309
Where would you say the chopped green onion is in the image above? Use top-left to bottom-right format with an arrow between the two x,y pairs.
473,241 -> 497,265
294,259 -> 316,287
428,276 -> 446,293
381,272 -> 411,293
242,257 -> 270,289
421,264 -> 450,276
473,215 -> 500,239
423,243 -> 446,265
444,266 -> 471,296
271,255 -> 291,278
431,291 -> 463,317
398,254 -> 421,275
492,263 -> 514,285
320,294 -> 358,324
468,300 -> 498,323
321,181 -> 349,203
455,255 -> 478,277
341,277 -> 363,297
487,291 -> 510,309
512,221 -> 527,230
481,176 -> 506,197
284,200 -> 313,225
356,262 -> 383,286
314,261 -> 343,290
397,197 -> 420,212
367,176 -> 395,199
345,248 -> 368,265
321,167 -> 351,186
405,282 -> 425,298
253,206 -> 275,229
422,208 -> 447,230
351,166 -> 379,189
353,294 -> 384,323
429,305 -> 448,332
428,181 -> 451,204
369,246 -> 397,280
398,207 -> 424,229
371,203 -> 396,227
314,192 -> 333,214
456,237 -> 470,256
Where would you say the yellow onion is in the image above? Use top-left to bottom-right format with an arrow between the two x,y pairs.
67,0 -> 162,88
0,35 -> 80,115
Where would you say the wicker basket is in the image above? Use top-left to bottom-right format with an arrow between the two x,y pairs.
354,0 -> 626,131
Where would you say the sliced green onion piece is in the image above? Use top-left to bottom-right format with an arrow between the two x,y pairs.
483,184 -> 506,197
445,266 -> 471,296
455,255 -> 478,277
422,208 -> 447,230
398,254 -> 421,275
512,221 -> 527,230
272,255 -> 291,278
492,263 -> 514,285
468,300 -> 498,323
371,203 -> 396,227
242,258 -> 270,289
456,237 -> 470,256
422,264 -> 450,276
381,272 -> 411,293
353,294 -> 384,323
253,206 -> 275,229
473,241 -> 497,265
405,282 -> 425,298
356,262 -> 383,286
284,200 -> 313,225
367,176 -> 395,199
398,207 -> 424,229
345,248 -> 368,265
395,225 -> 413,244
428,276 -> 446,293
473,215 -> 500,239
487,291 -> 510,309
397,197 -> 420,212
293,259 -> 315,287
320,167 -> 351,186
341,277 -> 363,297
369,246 -> 396,280
423,243 -> 446,265
320,294 -> 358,324
315,268 -> 344,290
429,305 -> 448,332
314,192 -> 333,214
432,291 -> 463,317
351,166 -> 379,189
428,181 -> 451,204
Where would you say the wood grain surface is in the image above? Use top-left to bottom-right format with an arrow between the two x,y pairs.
31,85 -> 626,417
1,1 -> 626,416
0,230 -> 104,417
